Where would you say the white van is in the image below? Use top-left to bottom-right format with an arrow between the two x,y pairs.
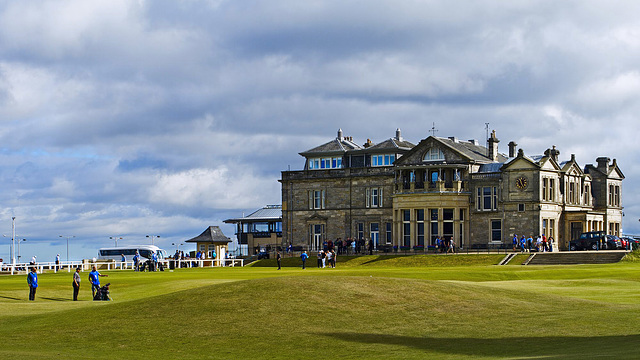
98,245 -> 168,262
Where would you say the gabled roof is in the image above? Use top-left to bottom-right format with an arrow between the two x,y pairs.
501,149 -> 541,170
185,226 -> 231,243
223,205 -> 282,223
560,155 -> 584,176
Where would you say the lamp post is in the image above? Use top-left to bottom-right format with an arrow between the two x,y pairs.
17,239 -> 26,262
59,235 -> 75,262
146,235 -> 160,245
172,242 -> 184,251
11,217 -> 15,265
110,236 -> 123,247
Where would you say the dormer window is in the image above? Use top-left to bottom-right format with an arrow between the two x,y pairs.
424,148 -> 445,162
308,157 -> 342,170
371,154 -> 395,167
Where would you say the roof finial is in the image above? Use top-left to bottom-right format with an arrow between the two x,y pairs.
337,128 -> 343,140
429,123 -> 438,137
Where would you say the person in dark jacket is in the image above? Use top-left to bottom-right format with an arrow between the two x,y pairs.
73,267 -> 81,301
27,267 -> 38,301
300,251 -> 308,269
276,251 -> 282,270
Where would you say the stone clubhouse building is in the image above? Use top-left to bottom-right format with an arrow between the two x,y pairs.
280,129 -> 624,251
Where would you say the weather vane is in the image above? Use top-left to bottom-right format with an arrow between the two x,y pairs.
429,122 -> 438,136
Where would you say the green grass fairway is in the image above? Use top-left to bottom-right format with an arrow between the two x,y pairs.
1,256 -> 639,359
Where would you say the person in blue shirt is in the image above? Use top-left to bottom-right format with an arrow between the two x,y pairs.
89,265 -> 107,298
300,251 -> 308,269
27,267 -> 38,301
133,252 -> 140,271
152,252 -> 158,271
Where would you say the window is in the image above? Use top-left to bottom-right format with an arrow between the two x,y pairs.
491,220 -> 502,242
430,209 -> 438,245
308,157 -> 342,170
416,209 -> 425,246
443,209 -> 454,244
424,148 -> 445,161
549,179 -> 555,201
357,222 -> 364,241
308,190 -> 325,209
542,178 -> 548,201
403,210 -> 411,247
366,187 -> 383,208
477,186 -> 498,211
371,154 -> 395,166
386,222 -> 392,244
518,203 -> 525,212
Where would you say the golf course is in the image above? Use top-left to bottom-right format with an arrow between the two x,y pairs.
1,253 -> 639,359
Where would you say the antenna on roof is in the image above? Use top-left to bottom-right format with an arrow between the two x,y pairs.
485,123 -> 490,156
429,122 -> 438,137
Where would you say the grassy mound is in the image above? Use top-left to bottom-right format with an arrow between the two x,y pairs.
1,264 -> 640,359
250,254 -> 505,268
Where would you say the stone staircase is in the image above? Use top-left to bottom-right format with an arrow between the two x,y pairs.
524,251 -> 628,265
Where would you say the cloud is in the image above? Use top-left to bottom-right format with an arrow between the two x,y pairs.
1,0 -> 640,261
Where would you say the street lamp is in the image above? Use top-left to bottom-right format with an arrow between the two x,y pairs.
17,239 -> 26,261
172,242 -> 184,251
146,235 -> 160,245
110,236 -> 123,247
59,235 -> 75,262
11,217 -> 15,265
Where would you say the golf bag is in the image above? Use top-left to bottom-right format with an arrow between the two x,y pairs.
93,283 -> 111,301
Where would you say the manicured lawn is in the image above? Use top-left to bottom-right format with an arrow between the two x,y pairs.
1,256 -> 639,359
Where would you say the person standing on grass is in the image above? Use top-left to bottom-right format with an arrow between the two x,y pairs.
520,235 -> 526,252
300,251 -> 308,269
73,267 -> 81,301
512,235 -> 518,252
89,265 -> 107,299
133,251 -> 140,271
317,250 -> 323,268
330,249 -> 336,268
27,267 -> 38,301
276,251 -> 282,270
55,254 -> 60,270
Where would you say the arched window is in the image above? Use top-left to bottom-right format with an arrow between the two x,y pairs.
424,148 -> 445,162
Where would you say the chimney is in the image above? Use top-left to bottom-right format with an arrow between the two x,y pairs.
364,139 -> 373,148
337,128 -> 343,141
487,130 -> 499,162
596,157 -> 610,172
395,128 -> 403,142
468,139 -> 479,146
448,136 -> 458,143
508,141 -> 517,158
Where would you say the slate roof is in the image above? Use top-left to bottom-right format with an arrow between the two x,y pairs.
363,137 -> 415,152
434,137 -> 509,163
299,137 -> 361,156
223,205 -> 282,223
477,162 -> 504,173
185,226 -> 231,243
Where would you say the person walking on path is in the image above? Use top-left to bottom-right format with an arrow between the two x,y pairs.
276,251 -> 282,270
89,265 -> 107,299
300,251 -> 308,269
73,267 -> 81,301
27,267 -> 38,301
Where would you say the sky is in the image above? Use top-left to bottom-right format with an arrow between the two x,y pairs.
1,0 -> 639,263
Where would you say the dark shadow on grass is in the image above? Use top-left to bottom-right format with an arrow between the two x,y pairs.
316,332 -> 640,359
0,295 -> 22,300
40,297 -> 70,301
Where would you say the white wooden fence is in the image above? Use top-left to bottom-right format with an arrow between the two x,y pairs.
0,258 -> 243,275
